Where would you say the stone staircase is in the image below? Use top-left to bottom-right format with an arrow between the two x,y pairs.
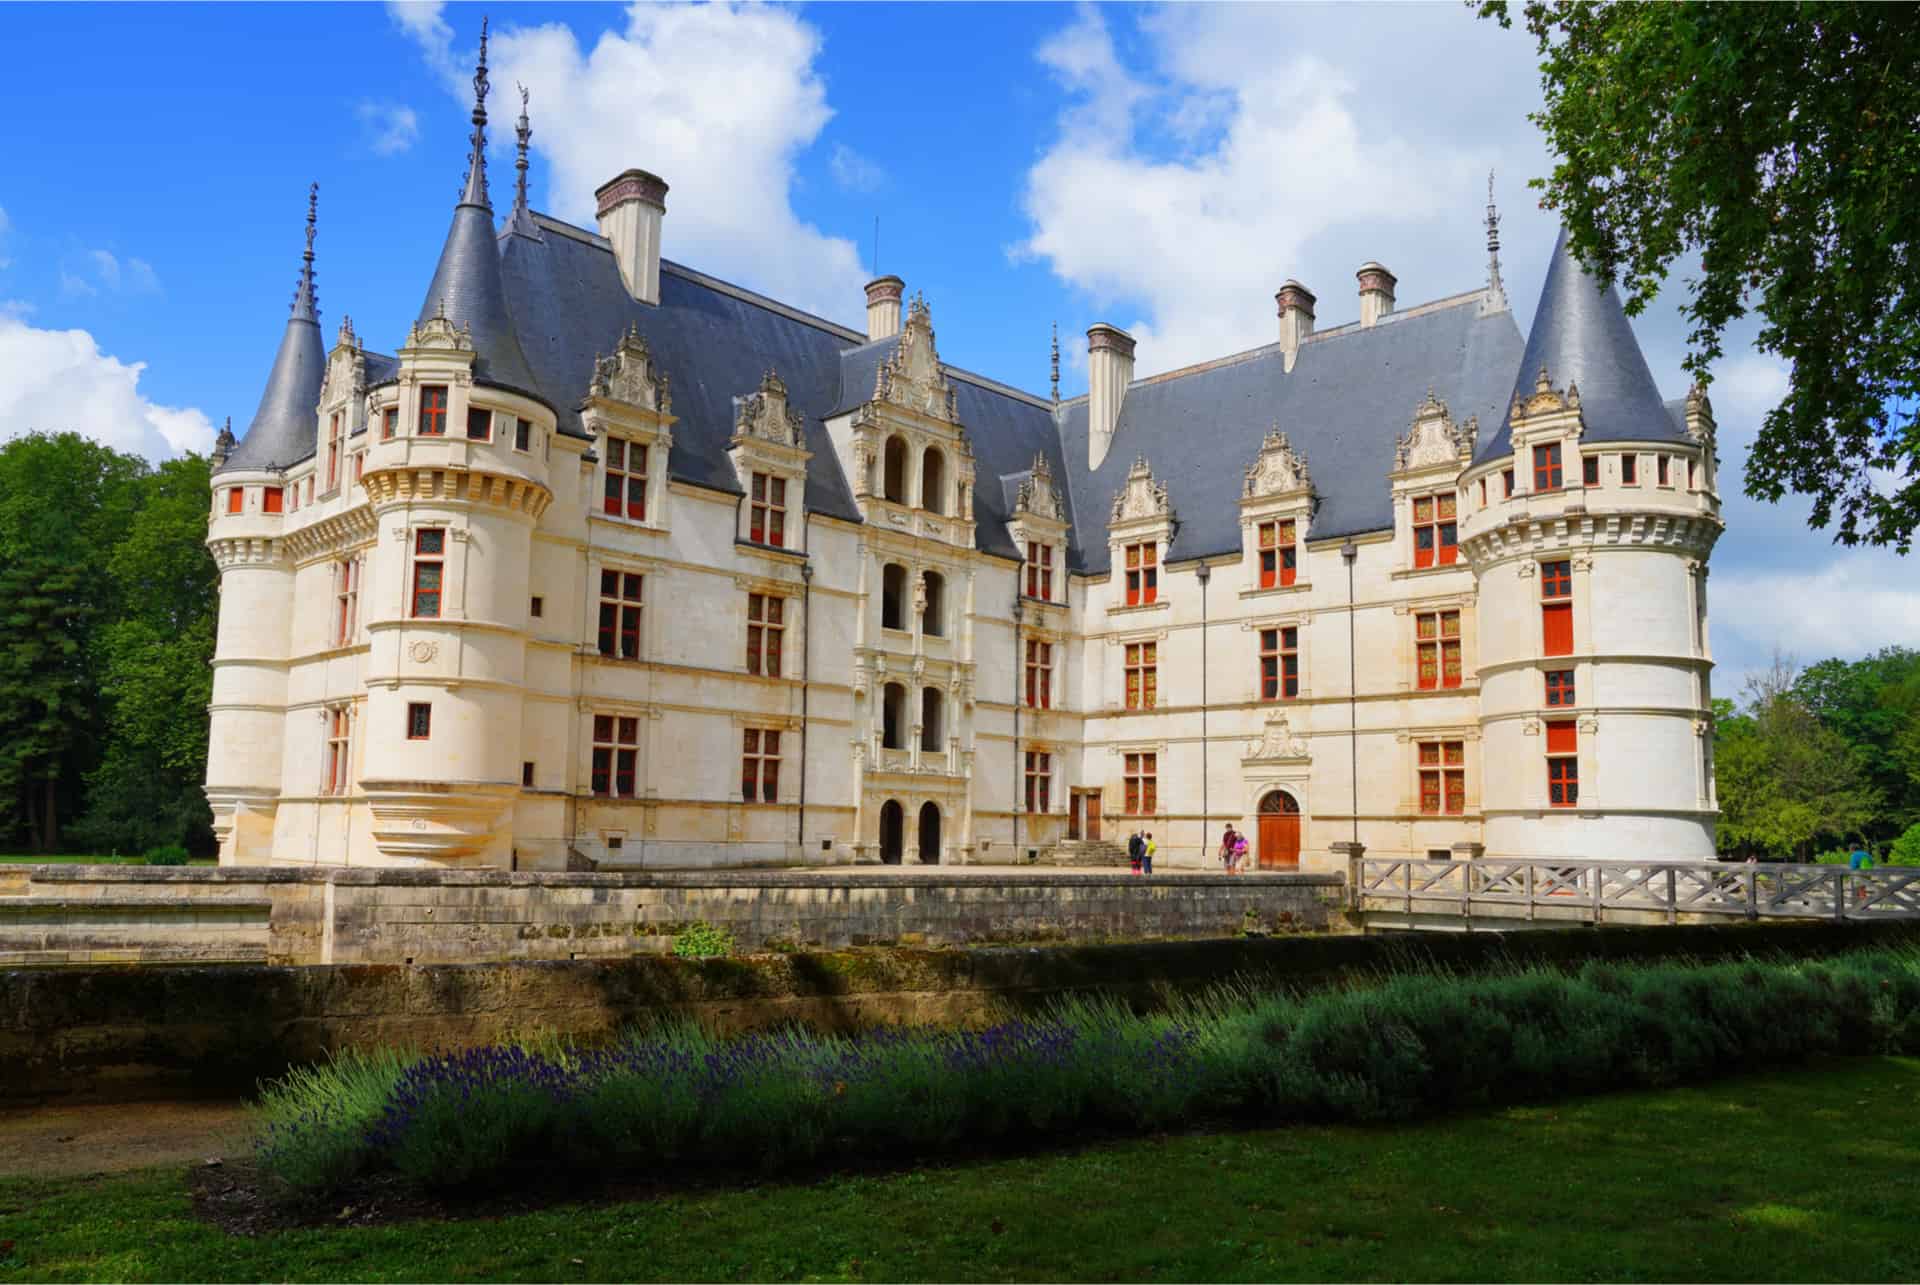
1035,839 -> 1130,868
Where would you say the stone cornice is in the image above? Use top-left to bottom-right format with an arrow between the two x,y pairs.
362,465 -> 554,521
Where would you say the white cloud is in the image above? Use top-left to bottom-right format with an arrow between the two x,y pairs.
828,143 -> 885,194
1713,554 -> 1920,668
61,249 -> 159,298
0,312 -> 215,458
356,100 -> 421,156
1017,6 -> 1501,375
391,1 -> 868,324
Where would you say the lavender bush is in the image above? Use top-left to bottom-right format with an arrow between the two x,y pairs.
253,945 -> 1920,1199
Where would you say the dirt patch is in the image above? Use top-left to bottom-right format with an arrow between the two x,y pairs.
0,1100 -> 251,1179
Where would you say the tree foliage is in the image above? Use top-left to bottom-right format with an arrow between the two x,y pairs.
0,434 -> 215,853
1479,1 -> 1920,550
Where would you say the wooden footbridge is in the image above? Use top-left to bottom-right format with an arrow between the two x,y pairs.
1350,857 -> 1920,931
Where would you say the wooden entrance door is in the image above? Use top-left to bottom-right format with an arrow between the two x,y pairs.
1257,791 -> 1300,869
1084,794 -> 1101,843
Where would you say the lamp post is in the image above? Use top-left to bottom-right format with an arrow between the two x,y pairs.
1011,590 -> 1025,863
1341,539 -> 1359,844
1195,560 -> 1211,868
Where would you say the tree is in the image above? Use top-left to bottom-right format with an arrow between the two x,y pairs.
1478,2 -> 1920,551
1793,647 -> 1920,837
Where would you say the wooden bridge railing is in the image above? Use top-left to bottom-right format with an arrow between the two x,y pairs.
1351,857 -> 1920,924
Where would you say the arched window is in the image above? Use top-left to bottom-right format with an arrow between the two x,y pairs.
922,571 -> 945,637
882,683 -> 907,750
883,436 -> 908,504
921,447 -> 946,514
920,687 -> 944,752
881,563 -> 907,631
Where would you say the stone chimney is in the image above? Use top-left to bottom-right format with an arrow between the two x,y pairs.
595,168 -> 669,306
1276,280 -> 1316,372
1086,323 -> 1136,470
1357,261 -> 1397,327
864,275 -> 904,342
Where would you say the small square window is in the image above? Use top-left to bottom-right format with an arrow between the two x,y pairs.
521,761 -> 535,788
466,407 -> 493,441
406,703 -> 432,740
1502,468 -> 1515,498
382,407 -> 399,440
530,596 -> 544,618
606,834 -> 624,852
514,418 -> 532,451
1582,455 -> 1599,486
1622,454 -> 1639,485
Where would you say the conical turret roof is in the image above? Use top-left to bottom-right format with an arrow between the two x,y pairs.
220,185 -> 325,474
413,18 -> 547,407
1476,227 -> 1676,463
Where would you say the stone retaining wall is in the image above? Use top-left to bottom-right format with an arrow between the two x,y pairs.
0,866 -> 1343,967
7,920 -> 1915,1101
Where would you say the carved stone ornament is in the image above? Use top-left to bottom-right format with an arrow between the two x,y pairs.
1243,426 -> 1312,498
1509,364 -> 1579,425
1395,389 -> 1473,471
732,368 -> 804,447
321,326 -> 368,411
590,322 -> 672,414
1244,711 -> 1310,762
1683,382 -> 1715,442
873,293 -> 959,424
1015,451 -> 1065,522
1111,455 -> 1173,525
408,640 -> 439,664
402,304 -> 474,353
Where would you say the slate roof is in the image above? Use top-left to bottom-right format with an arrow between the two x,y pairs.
220,309 -> 325,474
1475,227 -> 1681,465
1056,294 -> 1526,574
414,198 -> 547,409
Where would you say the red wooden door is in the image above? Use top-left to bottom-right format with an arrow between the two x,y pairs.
1085,795 -> 1102,843
1257,792 -> 1301,869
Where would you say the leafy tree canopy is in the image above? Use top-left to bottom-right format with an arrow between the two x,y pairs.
1479,1 -> 1920,550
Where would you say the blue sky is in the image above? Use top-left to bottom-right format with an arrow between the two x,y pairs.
0,1 -> 1911,685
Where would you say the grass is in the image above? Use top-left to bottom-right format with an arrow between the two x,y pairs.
0,854 -> 214,866
1,1056 -> 1916,1283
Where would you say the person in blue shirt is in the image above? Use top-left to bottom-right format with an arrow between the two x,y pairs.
1849,847 -> 1875,871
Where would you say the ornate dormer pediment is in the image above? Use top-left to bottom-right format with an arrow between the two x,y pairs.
320,316 -> 368,409
1243,426 -> 1312,499
589,323 -> 671,415
1015,452 -> 1066,523
1508,364 -> 1581,427
874,294 -> 958,424
1395,389 -> 1475,472
1243,711 -> 1311,763
1684,382 -> 1715,443
1111,455 -> 1173,526
733,369 -> 805,449
400,305 -> 474,356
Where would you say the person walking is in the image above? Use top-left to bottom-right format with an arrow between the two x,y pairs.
1127,830 -> 1144,876
1143,832 -> 1156,877
1849,845 -> 1875,871
1219,825 -> 1238,874
1232,830 -> 1251,875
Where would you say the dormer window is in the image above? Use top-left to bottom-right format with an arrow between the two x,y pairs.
1026,541 -> 1055,600
1257,520 -> 1296,588
418,386 -> 448,436
749,473 -> 786,547
604,438 -> 647,520
325,412 -> 343,490
1412,493 -> 1457,568
1123,542 -> 1158,605
466,407 -> 492,441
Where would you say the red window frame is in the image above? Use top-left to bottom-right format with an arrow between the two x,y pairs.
406,702 -> 432,740
1124,542 -> 1158,605
382,407 -> 398,441
591,715 -> 639,798
1541,558 -> 1573,657
324,706 -> 350,795
1025,638 -> 1053,709
410,529 -> 444,618
263,487 -> 284,514
1657,454 -> 1671,487
335,557 -> 358,646
1257,519 -> 1297,588
1687,457 -> 1697,489
749,473 -> 787,547
1546,720 -> 1578,807
353,453 -> 363,483
1025,750 -> 1051,814
1418,740 -> 1466,815
742,728 -> 781,803
325,412 -> 343,490
1416,610 -> 1462,690
1025,541 -> 1054,600
227,488 -> 244,515
417,386 -> 447,437
1124,641 -> 1157,709
1123,752 -> 1157,815
1502,468 -> 1515,497
1533,443 -> 1563,492
1412,493 -> 1458,568
746,592 -> 784,676
1545,668 -> 1575,707
604,438 -> 647,520
597,570 -> 643,660
1260,626 -> 1298,701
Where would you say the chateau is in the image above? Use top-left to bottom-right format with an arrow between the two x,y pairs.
205,36 -> 1723,874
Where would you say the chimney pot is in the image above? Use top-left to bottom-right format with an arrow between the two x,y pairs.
595,168 -> 670,305
1357,261 -> 1397,327
1276,279 -> 1316,371
1086,323 -> 1136,469
864,275 -> 904,342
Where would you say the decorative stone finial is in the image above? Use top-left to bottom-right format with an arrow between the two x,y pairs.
291,182 -> 319,322
460,17 -> 491,209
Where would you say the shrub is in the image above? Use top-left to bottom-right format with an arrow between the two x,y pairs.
142,843 -> 190,866
254,943 -> 1920,1201
672,921 -> 734,959
1889,823 -> 1920,866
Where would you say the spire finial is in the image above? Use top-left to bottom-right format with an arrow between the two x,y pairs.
291,182 -> 319,322
514,82 -> 531,215
1049,322 -> 1060,404
1483,168 -> 1506,310
460,17 -> 492,208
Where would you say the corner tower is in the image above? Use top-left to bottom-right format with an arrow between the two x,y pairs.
1460,230 -> 1723,860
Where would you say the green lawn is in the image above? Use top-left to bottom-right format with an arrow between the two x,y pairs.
2,1056 -> 1916,1283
